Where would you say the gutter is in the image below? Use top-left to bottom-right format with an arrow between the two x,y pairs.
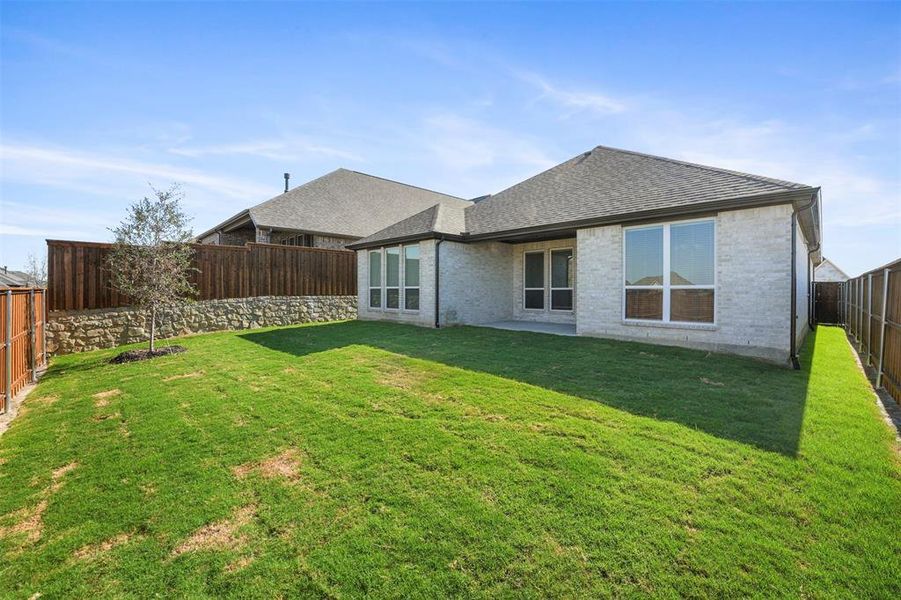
434,236 -> 444,328
790,191 -> 820,369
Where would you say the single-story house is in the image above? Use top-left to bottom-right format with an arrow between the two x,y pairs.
0,267 -> 34,287
348,145 -> 822,366
814,258 -> 849,282
197,168 -> 472,249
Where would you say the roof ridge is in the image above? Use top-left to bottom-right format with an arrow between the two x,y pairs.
591,144 -> 810,190
343,169 -> 470,202
250,168 -> 344,212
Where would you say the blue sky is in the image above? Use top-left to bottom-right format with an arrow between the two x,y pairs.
2,1 -> 899,276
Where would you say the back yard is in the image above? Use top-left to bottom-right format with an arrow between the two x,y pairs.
0,322 -> 898,598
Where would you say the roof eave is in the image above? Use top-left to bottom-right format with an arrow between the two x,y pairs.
467,188 -> 818,242
195,209 -> 253,241
347,232 -> 466,250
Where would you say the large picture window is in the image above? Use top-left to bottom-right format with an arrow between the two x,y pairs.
368,250 -> 381,309
385,247 -> 400,309
551,249 -> 574,311
403,245 -> 420,310
624,220 -> 715,323
523,251 -> 545,309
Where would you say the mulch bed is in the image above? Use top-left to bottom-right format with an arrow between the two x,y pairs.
110,346 -> 187,364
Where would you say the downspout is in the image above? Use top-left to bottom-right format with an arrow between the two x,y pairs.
434,236 -> 444,328
790,212 -> 798,369
790,192 -> 820,369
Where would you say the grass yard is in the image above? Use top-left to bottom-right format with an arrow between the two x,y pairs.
0,322 -> 898,598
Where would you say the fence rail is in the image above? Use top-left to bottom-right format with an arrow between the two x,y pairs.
843,258 -> 901,405
1,287 -> 47,413
47,239 -> 357,312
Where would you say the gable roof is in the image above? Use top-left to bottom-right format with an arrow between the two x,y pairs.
0,269 -> 33,287
198,169 -> 470,240
815,258 -> 850,282
350,144 -> 822,250
349,203 -> 468,248
464,145 -> 815,237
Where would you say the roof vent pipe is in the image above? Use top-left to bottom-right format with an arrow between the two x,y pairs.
284,173 -> 290,193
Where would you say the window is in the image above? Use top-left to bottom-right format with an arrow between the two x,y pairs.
404,245 -> 420,310
624,220 -> 714,323
368,251 -> 382,308
385,247 -> 400,309
551,249 -> 574,311
280,234 -> 313,247
524,251 -> 545,309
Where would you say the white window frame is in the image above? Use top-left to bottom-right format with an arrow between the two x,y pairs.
402,244 -> 420,313
523,250 -> 546,310
622,218 -> 716,325
550,247 -> 575,312
368,250 -> 382,310
384,246 -> 401,312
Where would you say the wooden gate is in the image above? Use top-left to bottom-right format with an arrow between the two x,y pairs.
814,282 -> 842,324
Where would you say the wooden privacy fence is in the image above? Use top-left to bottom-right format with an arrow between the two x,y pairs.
843,258 -> 901,405
47,239 -> 357,312
0,287 -> 47,413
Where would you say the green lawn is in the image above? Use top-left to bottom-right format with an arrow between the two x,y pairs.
0,322 -> 898,598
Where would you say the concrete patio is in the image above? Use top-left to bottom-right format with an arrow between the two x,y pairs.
478,320 -> 577,336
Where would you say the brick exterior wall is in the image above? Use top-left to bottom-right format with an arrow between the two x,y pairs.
510,239 -> 577,324
576,204 -> 795,363
356,239 -> 437,327
353,204 -> 809,364
439,241 -> 513,325
794,223 -> 811,352
313,234 -> 357,250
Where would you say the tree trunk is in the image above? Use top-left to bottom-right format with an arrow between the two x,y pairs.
149,306 -> 156,353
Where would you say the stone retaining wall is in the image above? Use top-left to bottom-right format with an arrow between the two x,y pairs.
47,295 -> 357,355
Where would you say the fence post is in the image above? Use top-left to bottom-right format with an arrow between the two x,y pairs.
42,289 -> 47,367
4,289 -> 11,414
858,278 -> 864,350
29,288 -> 36,382
866,274 -> 873,364
877,268 -> 890,388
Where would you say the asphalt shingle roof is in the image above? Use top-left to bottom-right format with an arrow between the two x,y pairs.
246,169 -> 471,238
351,203 -> 467,247
463,145 -> 814,236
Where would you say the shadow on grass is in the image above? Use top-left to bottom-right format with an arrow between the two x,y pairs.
241,321 -> 814,456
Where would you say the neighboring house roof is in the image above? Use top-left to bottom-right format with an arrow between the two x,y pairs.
0,268 -> 32,287
197,169 -> 471,241
815,258 -> 850,282
350,145 -> 822,250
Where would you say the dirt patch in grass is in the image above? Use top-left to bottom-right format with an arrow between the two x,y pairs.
172,504 -> 256,557
0,462 -> 78,545
92,389 -> 121,407
110,346 -> 186,364
376,363 -> 434,391
162,371 -> 204,382
31,395 -> 59,407
225,555 -> 255,573
73,532 -> 133,560
232,449 -> 302,481
92,412 -> 121,423
51,462 -> 78,491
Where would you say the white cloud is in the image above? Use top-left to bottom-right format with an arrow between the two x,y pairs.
518,71 -> 627,116
168,137 -> 362,162
0,142 -> 269,200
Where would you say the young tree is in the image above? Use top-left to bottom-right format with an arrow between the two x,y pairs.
107,184 -> 196,352
24,252 -> 47,287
